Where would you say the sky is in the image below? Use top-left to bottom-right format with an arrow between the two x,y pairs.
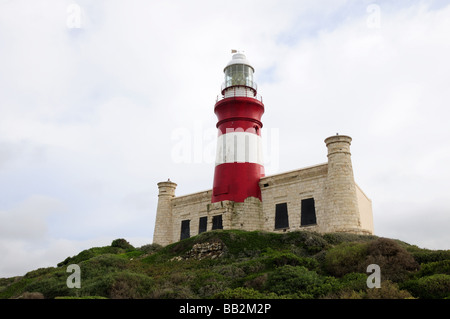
0,0 -> 449,278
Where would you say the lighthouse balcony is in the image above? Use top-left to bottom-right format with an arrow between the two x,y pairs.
222,79 -> 257,92
217,86 -> 263,103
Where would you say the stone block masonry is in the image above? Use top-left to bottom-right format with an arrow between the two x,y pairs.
152,135 -> 374,246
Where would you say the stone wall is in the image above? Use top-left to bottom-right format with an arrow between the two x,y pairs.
171,189 -> 212,244
152,135 -> 374,246
259,163 -> 328,233
356,183 -> 374,234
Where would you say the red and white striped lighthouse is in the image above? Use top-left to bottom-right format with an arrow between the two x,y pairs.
211,51 -> 265,203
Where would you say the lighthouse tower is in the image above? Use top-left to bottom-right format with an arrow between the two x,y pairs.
211,52 -> 265,203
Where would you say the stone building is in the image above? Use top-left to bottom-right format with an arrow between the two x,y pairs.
152,52 -> 373,246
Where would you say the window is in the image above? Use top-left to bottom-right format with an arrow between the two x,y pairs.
275,203 -> 289,229
212,215 -> 223,230
180,220 -> 190,240
301,198 -> 317,226
198,216 -> 207,234
224,64 -> 254,88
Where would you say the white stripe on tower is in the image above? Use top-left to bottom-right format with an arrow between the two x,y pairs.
215,132 -> 263,166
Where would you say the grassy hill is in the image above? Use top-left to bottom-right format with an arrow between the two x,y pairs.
1,230 -> 449,299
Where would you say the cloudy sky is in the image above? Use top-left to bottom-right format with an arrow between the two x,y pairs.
1,0 -> 449,278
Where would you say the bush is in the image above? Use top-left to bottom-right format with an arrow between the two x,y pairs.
417,260 -> 450,277
324,238 -> 419,281
365,281 -> 413,299
323,233 -> 377,245
401,274 -> 450,299
57,246 -> 123,266
282,231 -> 329,254
262,248 -> 319,270
244,273 -> 268,291
339,272 -> 368,292
138,243 -> 163,254
24,267 -> 56,279
214,264 -> 246,280
80,254 -> 128,279
408,249 -> 450,264
237,259 -> 266,274
215,287 -> 275,299
365,238 -> 419,281
80,271 -> 154,299
111,238 -> 134,251
108,272 -> 153,299
23,273 -> 73,299
324,242 -> 367,277
266,265 -> 323,296
148,281 -> 195,299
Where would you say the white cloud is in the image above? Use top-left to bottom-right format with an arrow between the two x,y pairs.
0,195 -> 64,240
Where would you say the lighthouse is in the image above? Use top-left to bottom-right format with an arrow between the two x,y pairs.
211,51 -> 265,203
152,51 -> 374,246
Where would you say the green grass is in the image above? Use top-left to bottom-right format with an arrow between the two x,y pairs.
1,230 -> 449,299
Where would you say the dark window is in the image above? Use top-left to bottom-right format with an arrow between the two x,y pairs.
198,216 -> 207,234
212,215 -> 223,230
275,203 -> 289,229
301,198 -> 317,226
180,220 -> 190,240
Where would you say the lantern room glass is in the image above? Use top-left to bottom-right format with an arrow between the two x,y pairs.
224,64 -> 254,89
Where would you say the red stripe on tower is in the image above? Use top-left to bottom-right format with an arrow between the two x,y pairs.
211,51 -> 265,203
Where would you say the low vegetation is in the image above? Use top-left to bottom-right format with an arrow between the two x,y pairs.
1,230 -> 449,299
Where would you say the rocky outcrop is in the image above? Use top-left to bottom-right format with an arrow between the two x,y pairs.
170,241 -> 225,261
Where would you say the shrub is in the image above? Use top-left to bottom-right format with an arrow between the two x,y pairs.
111,238 -> 134,251
323,233 -> 377,245
148,282 -> 195,299
215,287 -> 273,299
417,260 -> 450,277
23,274 -> 73,299
308,276 -> 342,297
80,254 -> 128,279
244,273 -> 268,291
237,259 -> 266,274
324,242 -> 367,277
365,238 -> 419,281
261,248 -> 320,270
24,267 -> 56,279
80,271 -> 154,299
138,243 -> 162,254
401,274 -> 450,299
365,281 -> 413,299
214,264 -> 246,280
266,265 -> 323,296
0,277 -> 32,299
57,246 -> 123,266
324,273 -> 367,299
408,249 -> 450,264
339,272 -> 368,292
282,231 -> 329,253
108,272 -> 153,299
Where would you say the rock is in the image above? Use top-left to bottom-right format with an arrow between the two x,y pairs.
185,241 -> 225,260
